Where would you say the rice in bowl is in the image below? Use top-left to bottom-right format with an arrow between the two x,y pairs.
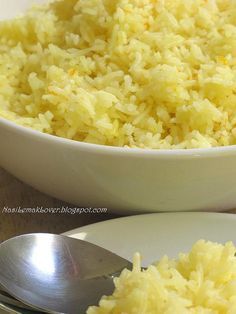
87,240 -> 236,314
0,0 -> 236,149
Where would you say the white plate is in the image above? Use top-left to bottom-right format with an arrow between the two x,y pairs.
64,212 -> 236,266
2,212 -> 236,313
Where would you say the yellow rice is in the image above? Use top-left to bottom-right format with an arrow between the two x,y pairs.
0,0 -> 236,149
87,240 -> 236,314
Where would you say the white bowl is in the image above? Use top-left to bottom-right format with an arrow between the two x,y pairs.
1,0 -> 236,213
1,117 -> 236,213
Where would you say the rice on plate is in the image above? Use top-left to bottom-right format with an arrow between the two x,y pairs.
0,0 -> 236,149
87,240 -> 236,314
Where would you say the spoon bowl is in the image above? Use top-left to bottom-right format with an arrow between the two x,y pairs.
0,234 -> 132,314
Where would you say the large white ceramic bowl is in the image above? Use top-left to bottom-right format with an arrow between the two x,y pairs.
1,0 -> 236,213
1,116 -> 236,213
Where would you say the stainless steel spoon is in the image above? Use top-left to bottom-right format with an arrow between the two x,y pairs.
0,288 -> 43,312
0,233 -> 132,314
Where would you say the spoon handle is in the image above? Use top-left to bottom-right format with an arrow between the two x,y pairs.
0,289 -> 43,313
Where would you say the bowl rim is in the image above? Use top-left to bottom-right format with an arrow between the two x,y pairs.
1,116 -> 236,158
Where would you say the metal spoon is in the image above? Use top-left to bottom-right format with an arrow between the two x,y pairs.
0,288 -> 43,312
0,234 -> 132,314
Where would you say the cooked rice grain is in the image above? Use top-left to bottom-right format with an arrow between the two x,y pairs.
0,0 -> 236,149
87,240 -> 236,314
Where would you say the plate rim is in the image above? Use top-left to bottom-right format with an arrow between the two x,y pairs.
63,211 -> 236,237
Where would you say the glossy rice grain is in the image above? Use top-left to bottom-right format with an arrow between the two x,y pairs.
0,0 -> 236,149
88,241 -> 236,314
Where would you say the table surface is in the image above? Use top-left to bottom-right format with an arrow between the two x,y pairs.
0,168 -> 120,242
1,167 -> 236,243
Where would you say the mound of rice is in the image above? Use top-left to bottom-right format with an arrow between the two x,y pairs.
87,240 -> 236,314
0,0 -> 236,149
